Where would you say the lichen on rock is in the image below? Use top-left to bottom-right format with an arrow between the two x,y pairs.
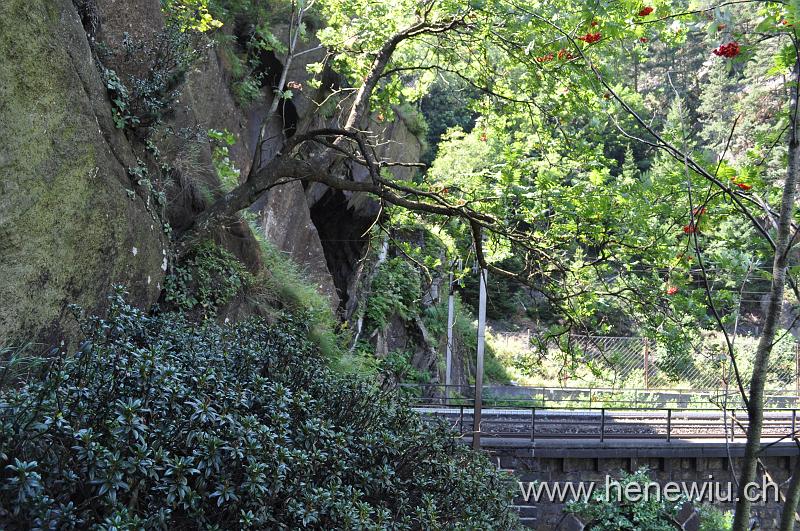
0,0 -> 165,350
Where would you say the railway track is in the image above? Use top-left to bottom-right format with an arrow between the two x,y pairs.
415,406 -> 800,441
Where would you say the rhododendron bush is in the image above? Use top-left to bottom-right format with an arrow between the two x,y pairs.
4,0 -> 800,528
0,293 -> 516,529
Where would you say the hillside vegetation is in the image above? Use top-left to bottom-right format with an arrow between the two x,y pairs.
3,0 -> 800,528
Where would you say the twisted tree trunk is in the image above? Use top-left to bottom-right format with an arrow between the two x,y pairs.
734,55 -> 800,531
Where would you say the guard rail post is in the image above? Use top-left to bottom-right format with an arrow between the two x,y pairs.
667,409 -> 672,442
600,408 -> 606,442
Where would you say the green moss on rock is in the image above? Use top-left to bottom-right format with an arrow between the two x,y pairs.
0,0 -> 165,350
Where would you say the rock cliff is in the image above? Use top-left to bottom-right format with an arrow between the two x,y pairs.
0,0 -> 165,348
0,0 -> 422,350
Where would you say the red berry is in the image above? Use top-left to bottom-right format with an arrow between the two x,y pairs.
666,286 -> 679,295
735,182 -> 752,191
713,41 -> 740,58
578,32 -> 602,43
638,6 -> 654,16
639,37 -> 648,43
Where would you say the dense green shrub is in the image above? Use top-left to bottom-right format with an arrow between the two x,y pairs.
365,257 -> 421,330
231,76 -> 263,107
207,128 -> 241,191
382,350 -> 430,383
567,469 -> 734,530
202,0 -> 298,109
161,0 -> 223,32
0,292 -> 517,529
697,505 -> 733,531
98,25 -> 199,134
419,77 -> 480,165
566,469 -> 683,530
164,241 -> 253,315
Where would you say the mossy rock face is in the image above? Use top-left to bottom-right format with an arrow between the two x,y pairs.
0,0 -> 165,351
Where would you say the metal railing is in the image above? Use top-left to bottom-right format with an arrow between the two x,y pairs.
415,404 -> 800,443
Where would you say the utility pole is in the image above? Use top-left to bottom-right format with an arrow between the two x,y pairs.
473,267 -> 487,450
794,343 -> 800,394
445,259 -> 462,402
445,269 -> 455,402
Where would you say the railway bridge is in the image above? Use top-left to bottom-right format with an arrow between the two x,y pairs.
407,385 -> 800,530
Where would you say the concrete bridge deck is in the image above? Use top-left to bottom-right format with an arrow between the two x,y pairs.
466,436 -> 799,457
415,406 -> 800,529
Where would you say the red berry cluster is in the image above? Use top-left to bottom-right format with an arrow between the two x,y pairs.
638,6 -> 654,16
537,49 -> 575,63
730,176 -> 752,191
639,37 -> 649,43
666,286 -> 679,295
558,48 -> 575,60
683,208 -> 706,234
712,41 -> 740,58
578,32 -> 602,43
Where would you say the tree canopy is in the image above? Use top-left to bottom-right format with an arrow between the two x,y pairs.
139,1 -> 800,528
201,0 -> 796,343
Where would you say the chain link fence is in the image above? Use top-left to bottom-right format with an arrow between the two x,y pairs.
493,331 -> 800,392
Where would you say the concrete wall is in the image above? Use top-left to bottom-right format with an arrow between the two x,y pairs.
486,443 -> 798,530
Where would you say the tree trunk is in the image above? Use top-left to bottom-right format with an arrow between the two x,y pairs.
780,457 -> 800,531
182,23 -> 421,240
181,155 -> 314,242
732,56 -> 800,531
